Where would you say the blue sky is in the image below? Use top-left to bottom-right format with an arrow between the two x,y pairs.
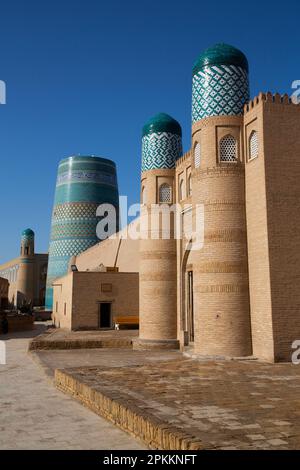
0,0 -> 299,263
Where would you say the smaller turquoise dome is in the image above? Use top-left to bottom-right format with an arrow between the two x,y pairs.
193,43 -> 249,75
22,228 -> 34,238
142,113 -> 182,137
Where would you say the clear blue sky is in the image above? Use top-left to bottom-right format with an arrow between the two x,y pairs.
0,0 -> 299,263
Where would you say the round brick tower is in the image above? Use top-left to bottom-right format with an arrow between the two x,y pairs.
45,156 -> 119,310
135,113 -> 182,350
17,228 -> 35,306
191,44 -> 252,357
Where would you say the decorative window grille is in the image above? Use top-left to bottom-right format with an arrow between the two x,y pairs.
249,131 -> 259,160
159,184 -> 172,203
219,135 -> 237,162
194,142 -> 201,168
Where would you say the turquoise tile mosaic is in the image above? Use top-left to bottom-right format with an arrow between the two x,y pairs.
192,43 -> 249,123
45,156 -> 119,310
141,113 -> 182,172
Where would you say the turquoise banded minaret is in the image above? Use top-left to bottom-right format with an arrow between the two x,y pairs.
45,156 -> 119,310
192,43 -> 249,123
141,113 -> 182,172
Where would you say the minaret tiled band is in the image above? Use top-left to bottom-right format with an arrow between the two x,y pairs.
45,156 -> 119,310
192,43 -> 250,123
141,113 -> 182,172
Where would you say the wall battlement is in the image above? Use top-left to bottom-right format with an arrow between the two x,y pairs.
176,150 -> 191,168
244,92 -> 298,114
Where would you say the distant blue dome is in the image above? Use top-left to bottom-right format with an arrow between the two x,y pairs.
22,228 -> 34,238
142,113 -> 182,137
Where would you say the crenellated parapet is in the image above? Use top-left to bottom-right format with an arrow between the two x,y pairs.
176,149 -> 192,168
244,92 -> 297,114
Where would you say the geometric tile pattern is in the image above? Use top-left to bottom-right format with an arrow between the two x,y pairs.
50,222 -> 99,240
142,132 -> 182,172
192,65 -> 249,123
48,238 -> 98,258
52,203 -> 98,221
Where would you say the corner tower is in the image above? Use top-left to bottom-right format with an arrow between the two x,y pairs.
135,113 -> 182,349
17,229 -> 35,306
191,44 -> 252,357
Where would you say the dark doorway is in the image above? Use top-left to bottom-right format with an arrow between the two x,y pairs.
187,271 -> 194,342
99,303 -> 112,328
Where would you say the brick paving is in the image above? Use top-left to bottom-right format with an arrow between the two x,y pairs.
32,347 -> 180,378
55,358 -> 300,450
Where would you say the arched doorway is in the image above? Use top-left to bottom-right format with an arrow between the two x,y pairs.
181,240 -> 195,344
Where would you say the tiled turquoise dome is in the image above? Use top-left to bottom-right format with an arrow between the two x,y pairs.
142,113 -> 182,172
192,43 -> 250,123
193,43 -> 249,75
22,228 -> 34,239
142,113 -> 182,137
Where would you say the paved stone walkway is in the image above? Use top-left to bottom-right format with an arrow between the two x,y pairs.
0,326 -> 145,450
55,358 -> 300,450
33,346 -> 180,378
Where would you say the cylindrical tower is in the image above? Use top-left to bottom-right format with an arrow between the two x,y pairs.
45,156 -> 119,310
191,44 -> 252,357
135,113 -> 182,350
17,228 -> 35,306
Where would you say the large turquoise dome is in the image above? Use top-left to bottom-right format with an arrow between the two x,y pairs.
141,113 -> 182,172
142,113 -> 182,137
193,43 -> 249,76
192,43 -> 250,123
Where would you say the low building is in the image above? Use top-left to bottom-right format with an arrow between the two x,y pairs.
0,229 -> 48,308
53,270 -> 139,330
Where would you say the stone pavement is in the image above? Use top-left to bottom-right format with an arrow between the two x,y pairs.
0,325 -> 145,450
55,358 -> 300,450
33,347 -> 180,378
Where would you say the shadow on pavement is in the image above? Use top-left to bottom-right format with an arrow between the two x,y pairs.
0,322 -> 51,341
